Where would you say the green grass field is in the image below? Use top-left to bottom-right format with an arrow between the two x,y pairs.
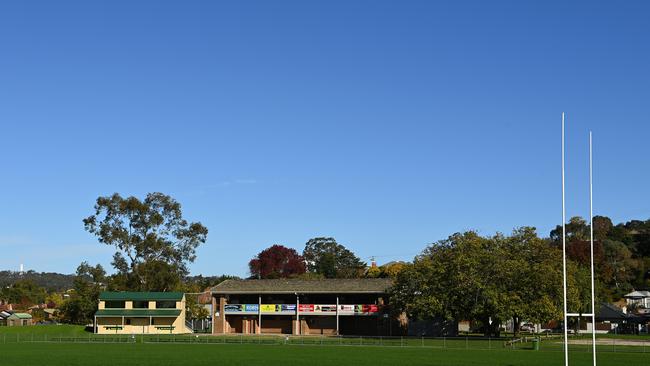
0,326 -> 648,366
1,342 -> 649,366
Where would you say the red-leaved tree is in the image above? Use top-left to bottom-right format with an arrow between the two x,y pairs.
248,244 -> 306,279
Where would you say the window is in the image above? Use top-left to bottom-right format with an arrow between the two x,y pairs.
133,301 -> 148,309
156,301 -> 176,309
126,319 -> 131,325
104,301 -> 125,309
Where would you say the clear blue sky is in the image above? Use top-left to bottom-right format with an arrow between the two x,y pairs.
0,1 -> 648,277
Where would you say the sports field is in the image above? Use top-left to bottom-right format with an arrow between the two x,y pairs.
2,342 -> 649,366
0,326 -> 648,366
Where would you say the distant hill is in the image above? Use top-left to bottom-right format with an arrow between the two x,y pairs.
0,270 -> 76,291
0,270 -> 239,293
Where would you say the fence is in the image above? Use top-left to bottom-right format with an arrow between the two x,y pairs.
1,333 -> 648,354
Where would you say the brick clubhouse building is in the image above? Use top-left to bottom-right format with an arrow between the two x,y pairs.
210,278 -> 394,336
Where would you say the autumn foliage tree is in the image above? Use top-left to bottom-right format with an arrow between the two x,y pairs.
249,245 -> 306,279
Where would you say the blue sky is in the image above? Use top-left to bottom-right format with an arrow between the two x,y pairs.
0,1 -> 648,276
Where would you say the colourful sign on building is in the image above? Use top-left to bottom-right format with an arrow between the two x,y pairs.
225,304 -> 261,313
260,304 -> 277,313
226,303 -> 380,314
225,304 -> 243,312
354,304 -> 379,313
314,305 -> 337,312
338,305 -> 355,314
245,304 -> 259,312
299,304 -> 314,312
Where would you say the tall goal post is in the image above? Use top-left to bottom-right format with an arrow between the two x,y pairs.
561,113 -> 597,366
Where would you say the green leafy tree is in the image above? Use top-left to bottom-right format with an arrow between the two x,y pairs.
549,215 -> 646,302
391,229 -> 565,336
303,237 -> 366,278
83,192 -> 208,291
380,262 -> 407,278
365,266 -> 381,278
550,216 -> 590,243
593,216 -> 614,242
186,295 -> 210,320
0,279 -> 47,307
495,228 -> 563,335
601,240 -> 637,297
391,232 -> 494,332
58,262 -> 106,325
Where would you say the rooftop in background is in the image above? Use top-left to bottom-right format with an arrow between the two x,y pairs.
624,291 -> 650,298
211,278 -> 393,294
98,292 -> 184,301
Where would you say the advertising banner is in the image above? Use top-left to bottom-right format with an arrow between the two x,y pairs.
314,305 -> 337,312
260,304 -> 277,313
224,304 -> 243,312
244,304 -> 259,312
280,304 -> 296,312
299,304 -> 314,313
338,305 -> 355,314
354,305 -> 379,313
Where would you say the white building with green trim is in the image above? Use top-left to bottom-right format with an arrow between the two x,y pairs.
94,292 -> 192,334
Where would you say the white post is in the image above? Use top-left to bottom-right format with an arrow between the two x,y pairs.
589,131 -> 597,366
258,295 -> 262,335
296,294 -> 300,335
562,112 -> 569,366
336,297 -> 339,335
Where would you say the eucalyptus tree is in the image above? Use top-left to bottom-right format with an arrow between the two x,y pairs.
83,192 -> 208,291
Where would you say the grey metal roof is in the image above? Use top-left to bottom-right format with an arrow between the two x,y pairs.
211,278 -> 393,295
596,303 -> 641,322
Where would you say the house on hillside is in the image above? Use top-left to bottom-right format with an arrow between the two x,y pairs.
94,292 -> 192,335
6,313 -> 32,326
0,311 -> 10,326
624,290 -> 650,313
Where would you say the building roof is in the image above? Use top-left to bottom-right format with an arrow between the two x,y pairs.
95,309 -> 182,317
624,290 -> 650,298
596,303 -> 641,322
211,278 -> 393,295
99,292 -> 184,301
8,313 -> 32,319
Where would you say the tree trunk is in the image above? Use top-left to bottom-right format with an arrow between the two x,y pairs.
483,317 -> 500,337
513,316 -> 520,337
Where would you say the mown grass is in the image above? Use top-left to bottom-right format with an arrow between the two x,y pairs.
1,342 -> 649,366
0,324 -> 87,336
0,325 -> 648,366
